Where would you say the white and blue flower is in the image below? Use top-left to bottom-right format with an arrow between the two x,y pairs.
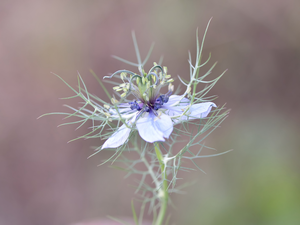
102,76 -> 216,149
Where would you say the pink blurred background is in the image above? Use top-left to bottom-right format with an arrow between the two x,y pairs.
1,0 -> 300,224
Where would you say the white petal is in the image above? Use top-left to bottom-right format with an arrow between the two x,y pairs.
162,105 -> 186,117
136,113 -> 165,143
164,102 -> 216,123
188,102 -> 217,119
154,113 -> 173,138
101,124 -> 131,149
164,95 -> 189,107
136,112 -> 173,143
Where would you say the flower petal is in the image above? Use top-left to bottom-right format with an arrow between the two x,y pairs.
162,105 -> 186,117
154,113 -> 173,138
136,113 -> 164,143
164,102 -> 216,123
188,102 -> 216,119
136,112 -> 173,143
164,95 -> 189,107
101,124 -> 131,149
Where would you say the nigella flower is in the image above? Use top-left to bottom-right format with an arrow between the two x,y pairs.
43,24 -> 229,225
101,67 -> 216,149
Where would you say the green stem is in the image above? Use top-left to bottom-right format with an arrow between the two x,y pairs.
154,143 -> 169,225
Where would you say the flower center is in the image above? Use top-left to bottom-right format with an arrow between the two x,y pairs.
129,94 -> 171,113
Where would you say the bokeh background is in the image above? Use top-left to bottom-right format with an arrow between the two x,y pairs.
1,0 -> 300,224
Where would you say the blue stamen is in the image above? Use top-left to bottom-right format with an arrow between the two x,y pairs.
153,103 -> 160,110
160,94 -> 169,103
144,105 -> 150,112
129,100 -> 142,111
153,93 -> 170,110
155,96 -> 163,104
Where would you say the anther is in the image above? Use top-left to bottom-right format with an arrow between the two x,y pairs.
144,105 -> 150,112
129,100 -> 142,111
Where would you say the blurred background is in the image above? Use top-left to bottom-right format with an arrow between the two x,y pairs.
1,0 -> 300,224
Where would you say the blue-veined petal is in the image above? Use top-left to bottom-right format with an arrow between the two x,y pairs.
136,112 -> 173,143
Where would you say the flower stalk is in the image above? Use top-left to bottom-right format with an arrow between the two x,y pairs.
154,143 -> 169,225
